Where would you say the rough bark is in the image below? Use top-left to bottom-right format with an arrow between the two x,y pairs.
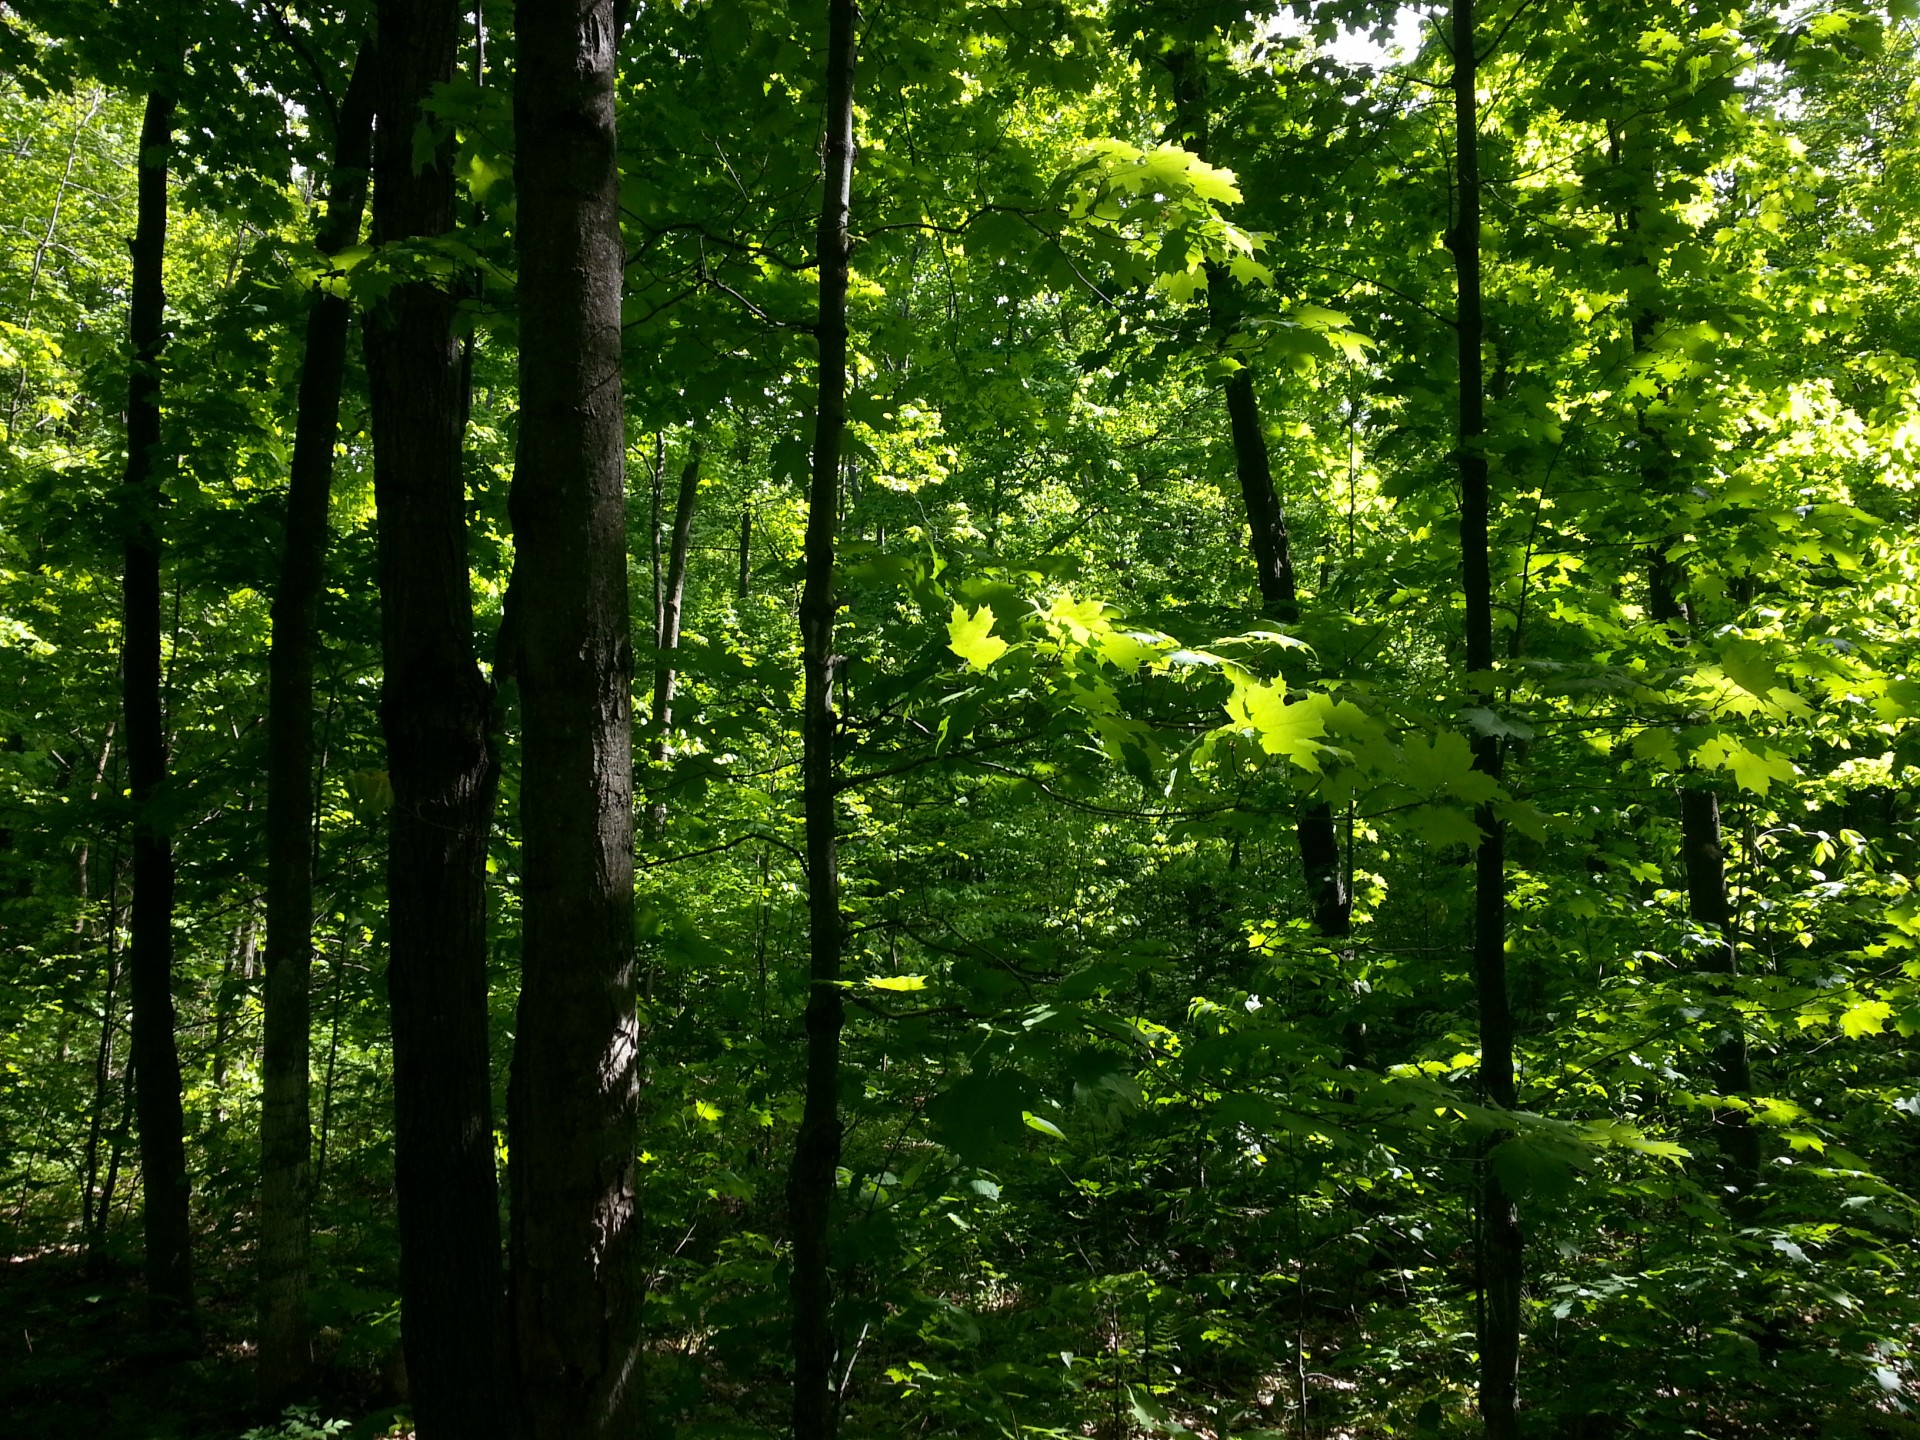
788,3 -> 857,1435
122,86 -> 195,1327
364,1 -> 505,1433
1447,7 -> 1521,1436
259,43 -> 374,1408
506,0 -> 640,1433
644,446 -> 701,842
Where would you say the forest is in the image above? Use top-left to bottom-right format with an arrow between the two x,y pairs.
1,0 -> 1918,1436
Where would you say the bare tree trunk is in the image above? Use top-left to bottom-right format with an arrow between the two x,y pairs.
364,1 -> 505,1432
644,446 -> 702,842
259,42 -> 374,1408
789,4 -> 857,1437
122,85 -> 195,1329
1448,7 -> 1521,1436
506,0 -> 639,1432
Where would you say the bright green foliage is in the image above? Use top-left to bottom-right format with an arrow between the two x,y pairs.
3,3 -> 1920,1439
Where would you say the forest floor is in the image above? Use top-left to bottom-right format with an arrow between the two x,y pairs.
1,1234 -> 261,1440
0,1228 -> 405,1440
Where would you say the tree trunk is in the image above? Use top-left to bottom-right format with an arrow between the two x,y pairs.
644,446 -> 702,842
122,86 -> 195,1328
1163,45 -> 1350,943
1623,132 -> 1761,1201
788,3 -> 857,1436
738,505 -> 752,599
1447,7 -> 1521,1436
364,1 -> 505,1432
506,0 -> 639,1433
81,847 -> 124,1268
259,42 -> 374,1408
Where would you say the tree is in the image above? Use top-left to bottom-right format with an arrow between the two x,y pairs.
121,79 -> 195,1329
258,38 -> 373,1404
788,1 -> 858,1435
362,0 -> 506,1431
504,0 -> 640,1431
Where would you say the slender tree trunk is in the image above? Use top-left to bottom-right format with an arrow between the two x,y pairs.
789,5 -> 857,1436
364,2 -> 505,1432
738,505 -> 752,599
82,848 -> 124,1266
121,87 -> 195,1327
313,923 -> 352,1195
645,446 -> 702,842
1652,560 -> 1760,1191
506,0 -> 639,1433
1621,127 -> 1761,1200
259,45 -> 374,1407
1164,46 -> 1350,942
1448,7 -> 1521,1436
96,1043 -> 137,1264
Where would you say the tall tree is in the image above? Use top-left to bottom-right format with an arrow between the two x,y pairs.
363,0 -> 505,1432
258,43 -> 374,1405
788,0 -> 858,1435
1160,35 -> 1350,942
506,0 -> 639,1433
121,83 -> 195,1327
1447,3 -> 1521,1435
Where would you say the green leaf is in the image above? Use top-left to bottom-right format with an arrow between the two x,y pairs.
866,974 -> 928,992
1021,1111 -> 1066,1140
1839,999 -> 1892,1038
947,602 -> 1008,670
1692,736 -> 1796,797
1401,732 -> 1500,803
1224,675 -> 1329,770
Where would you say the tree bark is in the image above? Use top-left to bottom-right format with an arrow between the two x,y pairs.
259,42 -> 374,1408
122,86 -> 195,1327
788,3 -> 857,1436
644,446 -> 701,842
506,0 -> 639,1433
1447,7 -> 1521,1436
364,2 -> 505,1433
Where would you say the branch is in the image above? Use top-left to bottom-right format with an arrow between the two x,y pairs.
637,829 -> 807,871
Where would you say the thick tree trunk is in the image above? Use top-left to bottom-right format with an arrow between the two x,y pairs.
644,446 -> 701,842
364,2 -> 505,1433
506,0 -> 639,1434
122,87 -> 195,1327
788,3 -> 857,1436
1447,7 -> 1521,1436
259,43 -> 374,1408
1164,46 -> 1350,943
